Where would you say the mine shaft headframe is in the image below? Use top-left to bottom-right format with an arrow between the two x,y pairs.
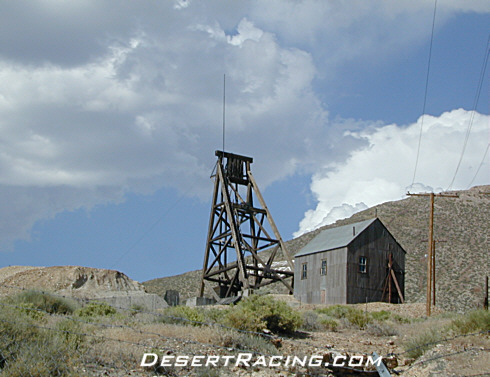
215,150 -> 253,185
199,150 -> 295,300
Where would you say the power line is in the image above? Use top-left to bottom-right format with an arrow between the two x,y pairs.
109,161 -> 217,270
410,0 -> 438,190
447,33 -> 490,190
112,75 -> 229,270
109,190 -> 189,270
467,142 -> 490,189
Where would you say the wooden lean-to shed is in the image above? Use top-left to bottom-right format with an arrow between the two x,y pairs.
293,218 -> 405,305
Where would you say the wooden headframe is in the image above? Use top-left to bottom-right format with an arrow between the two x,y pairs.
199,151 -> 294,299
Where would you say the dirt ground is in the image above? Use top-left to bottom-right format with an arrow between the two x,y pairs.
1,267 -> 487,376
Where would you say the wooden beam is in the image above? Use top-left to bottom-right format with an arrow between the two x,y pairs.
248,170 -> 295,271
200,168 -> 221,297
217,162 -> 250,290
388,253 -> 392,303
241,238 -> 294,293
390,269 -> 405,303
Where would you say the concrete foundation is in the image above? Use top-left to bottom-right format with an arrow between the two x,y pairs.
186,296 -> 216,307
89,292 -> 168,311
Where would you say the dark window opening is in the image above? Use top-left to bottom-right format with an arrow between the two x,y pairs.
301,263 -> 307,279
320,259 -> 327,276
359,256 -> 367,273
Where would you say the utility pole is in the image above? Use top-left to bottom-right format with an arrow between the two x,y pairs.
421,239 -> 446,306
407,192 -> 458,316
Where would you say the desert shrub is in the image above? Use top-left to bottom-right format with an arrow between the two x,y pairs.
75,301 -> 116,318
371,310 -> 391,322
196,366 -> 221,377
128,303 -> 147,317
403,329 -> 442,359
56,319 -> 85,351
14,302 -> 46,321
219,331 -> 277,354
392,313 -> 412,324
225,295 -> 302,334
366,321 -> 398,337
130,303 -> 145,312
0,306 -> 39,347
159,305 -> 205,326
346,309 -> 371,329
224,304 -> 265,332
316,305 -> 354,319
202,307 -> 230,324
450,309 -> 490,335
316,305 -> 371,329
300,311 -> 321,331
0,307 -> 79,376
319,317 -> 339,332
10,290 -> 78,315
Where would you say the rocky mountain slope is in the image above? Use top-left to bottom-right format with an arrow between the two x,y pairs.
144,185 -> 489,313
0,265 -> 146,300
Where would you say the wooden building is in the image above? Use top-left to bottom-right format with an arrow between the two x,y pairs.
293,218 -> 405,305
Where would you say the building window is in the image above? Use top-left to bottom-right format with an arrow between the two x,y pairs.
301,263 -> 307,279
359,256 -> 367,273
320,259 -> 327,275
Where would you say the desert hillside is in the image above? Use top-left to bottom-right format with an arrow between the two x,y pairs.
144,185 -> 490,313
0,265 -> 144,298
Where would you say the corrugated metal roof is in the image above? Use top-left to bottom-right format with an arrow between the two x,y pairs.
294,218 -> 377,258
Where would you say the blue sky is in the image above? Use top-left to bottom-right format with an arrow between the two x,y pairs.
1,1 -> 489,283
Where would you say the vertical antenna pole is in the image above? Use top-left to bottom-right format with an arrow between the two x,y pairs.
222,74 -> 226,153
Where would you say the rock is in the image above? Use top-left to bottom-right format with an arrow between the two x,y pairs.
383,355 -> 398,369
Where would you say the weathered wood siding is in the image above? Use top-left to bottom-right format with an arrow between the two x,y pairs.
293,219 -> 405,305
346,220 -> 405,304
294,247 -> 348,304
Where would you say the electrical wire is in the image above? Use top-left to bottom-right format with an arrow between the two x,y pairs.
447,33 -> 490,190
467,142 -> 490,189
109,190 -> 189,270
109,162 -> 217,270
410,0 -> 438,190
111,75 -> 228,270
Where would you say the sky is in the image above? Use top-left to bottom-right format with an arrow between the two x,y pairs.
1,0 -> 489,283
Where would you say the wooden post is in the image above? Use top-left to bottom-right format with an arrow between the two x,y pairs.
427,193 -> 434,316
407,191 -> 458,316
432,239 -> 436,306
388,253 -> 392,303
485,276 -> 489,310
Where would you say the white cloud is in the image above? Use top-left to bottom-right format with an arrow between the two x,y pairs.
0,1 -> 488,249
249,0 -> 490,78
295,109 -> 490,236
0,8 -> 329,247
